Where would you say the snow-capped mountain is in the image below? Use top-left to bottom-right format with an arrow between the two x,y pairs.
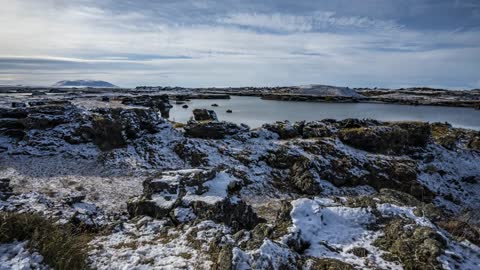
53,80 -> 118,88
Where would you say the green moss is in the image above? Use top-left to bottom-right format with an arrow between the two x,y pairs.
306,257 -> 354,270
0,212 -> 93,270
373,219 -> 446,270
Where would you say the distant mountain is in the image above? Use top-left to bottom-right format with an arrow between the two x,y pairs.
296,84 -> 365,98
53,80 -> 118,88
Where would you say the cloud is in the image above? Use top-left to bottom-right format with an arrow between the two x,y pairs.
0,0 -> 479,88
217,12 -> 404,33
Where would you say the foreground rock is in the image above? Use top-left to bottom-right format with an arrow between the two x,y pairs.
127,168 -> 263,231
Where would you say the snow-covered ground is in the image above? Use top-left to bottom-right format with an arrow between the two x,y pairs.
1,99 -> 479,269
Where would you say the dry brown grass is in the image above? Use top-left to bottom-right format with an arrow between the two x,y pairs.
0,212 -> 93,270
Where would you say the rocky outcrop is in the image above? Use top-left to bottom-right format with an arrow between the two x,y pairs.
184,121 -> 249,139
192,109 -> 218,122
67,108 -> 163,151
121,95 -> 172,118
431,122 -> 480,150
128,169 -> 264,231
262,121 -> 302,139
373,219 -> 447,270
338,126 -> 406,154
288,158 -> 321,195
337,121 -> 431,154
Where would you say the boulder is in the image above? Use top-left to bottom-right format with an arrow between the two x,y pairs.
184,122 -> 249,139
192,109 -> 218,122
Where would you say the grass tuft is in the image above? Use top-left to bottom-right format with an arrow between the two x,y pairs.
0,212 -> 93,270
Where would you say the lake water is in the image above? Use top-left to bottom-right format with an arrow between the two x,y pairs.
169,96 -> 480,130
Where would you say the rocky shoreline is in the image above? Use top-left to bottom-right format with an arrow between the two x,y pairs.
2,84 -> 480,110
0,94 -> 480,269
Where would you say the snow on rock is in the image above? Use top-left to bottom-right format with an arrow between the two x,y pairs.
89,219 -> 229,270
418,144 -> 480,213
0,241 -> 50,270
290,198 -> 400,269
183,171 -> 237,204
377,203 -> 435,228
251,240 -> 299,269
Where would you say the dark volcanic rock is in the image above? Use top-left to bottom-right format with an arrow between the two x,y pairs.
338,122 -> 431,155
262,121 -> 302,139
121,95 -> 172,118
373,219 -> 447,270
190,199 -> 263,231
288,157 -> 321,195
128,169 -> 263,231
0,108 -> 28,119
302,121 -> 333,138
0,119 -> 24,130
68,108 -> 163,151
338,125 -> 408,154
192,109 -> 218,122
184,121 -> 249,139
0,178 -> 13,200
173,140 -> 208,166
12,102 -> 26,108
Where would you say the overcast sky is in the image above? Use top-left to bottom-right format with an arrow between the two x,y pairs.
1,0 -> 479,88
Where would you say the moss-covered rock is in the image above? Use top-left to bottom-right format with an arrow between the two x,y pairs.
262,121 -> 302,139
437,219 -> 480,246
339,122 -> 431,154
173,140 -> 208,166
304,257 -> 354,270
347,247 -> 369,257
431,123 -> 458,149
373,219 -> 447,270
338,125 -> 408,154
288,157 -> 322,195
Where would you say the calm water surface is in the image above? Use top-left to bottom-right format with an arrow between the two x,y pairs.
169,96 -> 480,130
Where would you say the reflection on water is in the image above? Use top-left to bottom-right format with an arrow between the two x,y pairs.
169,96 -> 480,130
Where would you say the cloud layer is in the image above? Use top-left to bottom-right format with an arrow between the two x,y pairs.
0,0 -> 479,88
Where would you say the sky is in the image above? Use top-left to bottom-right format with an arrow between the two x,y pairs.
0,0 -> 479,88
